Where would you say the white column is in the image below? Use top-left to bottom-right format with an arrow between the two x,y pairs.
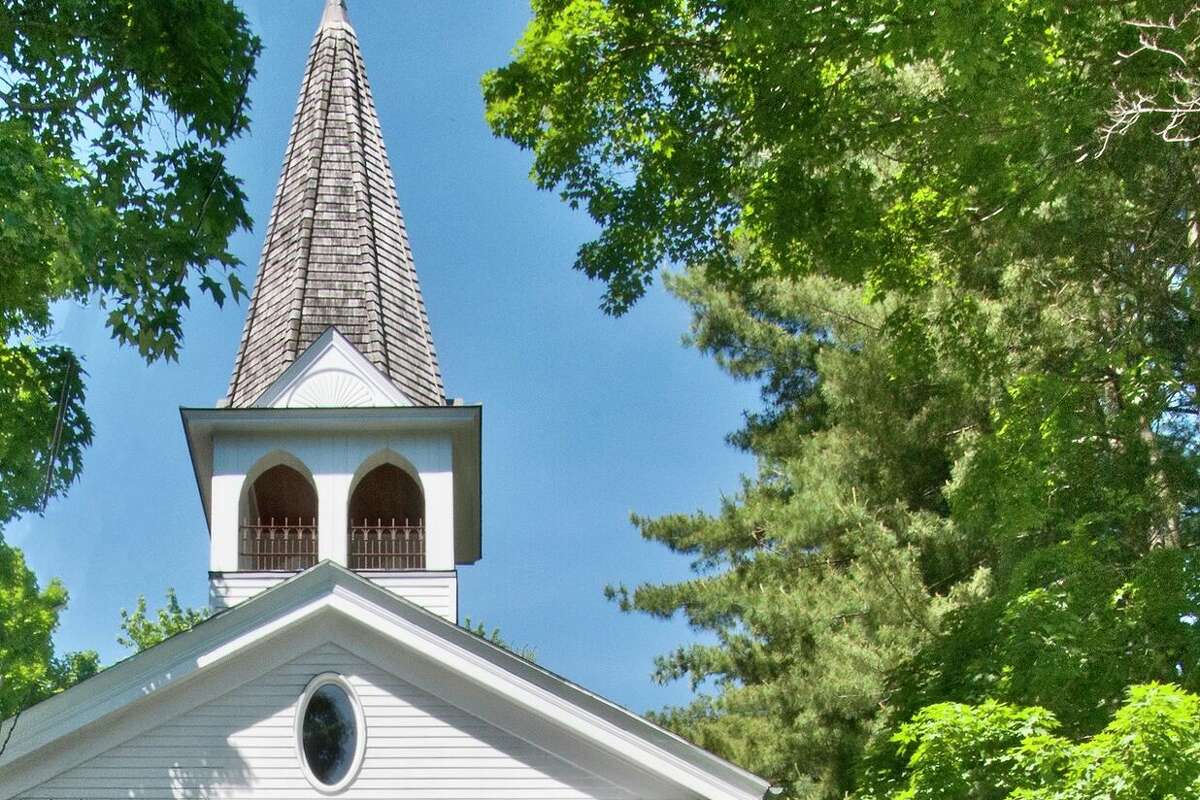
210,437 -> 244,573
319,471 -> 352,566
422,468 -> 455,570
210,471 -> 243,572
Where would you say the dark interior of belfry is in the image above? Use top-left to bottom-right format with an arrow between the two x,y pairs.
246,464 -> 318,525
239,461 -> 426,571
244,462 -> 425,527
350,463 -> 424,526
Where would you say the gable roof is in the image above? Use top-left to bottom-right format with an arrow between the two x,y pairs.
225,0 -> 444,408
0,563 -> 769,800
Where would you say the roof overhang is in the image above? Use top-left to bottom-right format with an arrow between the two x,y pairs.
0,563 -> 768,800
181,404 -> 483,563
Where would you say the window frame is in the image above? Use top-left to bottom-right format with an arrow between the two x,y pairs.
295,672 -> 367,793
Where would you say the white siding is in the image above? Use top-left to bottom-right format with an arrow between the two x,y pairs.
364,572 -> 457,621
211,571 -> 457,620
18,643 -> 634,800
209,572 -> 287,608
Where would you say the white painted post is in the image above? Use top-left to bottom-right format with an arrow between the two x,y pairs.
423,467 -> 455,570
321,471 -> 352,566
210,438 -> 244,573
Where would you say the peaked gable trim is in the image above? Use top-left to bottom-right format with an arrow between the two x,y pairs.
253,326 -> 414,407
0,564 -> 767,800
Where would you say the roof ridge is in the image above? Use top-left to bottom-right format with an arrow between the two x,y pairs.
284,26 -> 338,365
347,37 -> 389,376
0,561 -> 770,800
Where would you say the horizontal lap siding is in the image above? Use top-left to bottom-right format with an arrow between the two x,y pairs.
364,573 -> 457,621
19,643 -> 634,800
209,573 -> 457,621
209,573 -> 288,608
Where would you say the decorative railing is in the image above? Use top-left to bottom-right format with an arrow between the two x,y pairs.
239,517 -> 318,571
349,519 -> 425,570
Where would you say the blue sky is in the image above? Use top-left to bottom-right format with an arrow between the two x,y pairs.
10,0 -> 759,714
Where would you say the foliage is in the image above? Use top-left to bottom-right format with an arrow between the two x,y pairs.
0,345 -> 90,522
118,589 -> 211,653
485,0 -> 1199,315
0,535 -> 98,724
0,0 -> 260,520
488,1 -> 1200,797
462,616 -> 538,662
866,683 -> 1200,799
607,272 -> 982,796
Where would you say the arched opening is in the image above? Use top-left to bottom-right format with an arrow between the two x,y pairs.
240,463 -> 318,571
348,463 -> 424,570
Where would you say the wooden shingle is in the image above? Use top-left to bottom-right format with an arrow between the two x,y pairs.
225,0 -> 445,407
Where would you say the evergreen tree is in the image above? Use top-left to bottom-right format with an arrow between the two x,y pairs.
487,2 -> 1200,795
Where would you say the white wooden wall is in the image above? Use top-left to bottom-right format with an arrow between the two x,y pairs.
18,643 -> 635,800
210,572 -> 458,621
210,431 -> 457,573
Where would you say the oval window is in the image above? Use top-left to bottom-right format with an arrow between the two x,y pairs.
297,674 -> 364,791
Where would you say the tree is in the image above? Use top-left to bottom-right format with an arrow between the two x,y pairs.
0,0 -> 259,738
605,270 -> 992,796
865,683 -> 1200,799
118,589 -> 211,653
0,0 -> 260,519
0,536 -> 99,740
462,617 -> 538,662
487,2 -> 1200,797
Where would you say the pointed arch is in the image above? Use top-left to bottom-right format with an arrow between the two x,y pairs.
239,450 -> 319,571
348,449 -> 425,570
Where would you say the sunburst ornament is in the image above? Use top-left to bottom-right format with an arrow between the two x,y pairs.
286,370 -> 375,407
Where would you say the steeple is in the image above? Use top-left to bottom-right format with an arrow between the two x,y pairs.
320,0 -> 348,28
226,0 -> 444,408
187,0 -> 480,618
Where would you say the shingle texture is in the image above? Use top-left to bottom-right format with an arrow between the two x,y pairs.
226,2 -> 444,407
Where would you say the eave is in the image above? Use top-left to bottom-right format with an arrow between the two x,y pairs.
0,563 -> 768,800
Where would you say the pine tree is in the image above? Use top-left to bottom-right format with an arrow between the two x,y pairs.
488,2 -> 1200,795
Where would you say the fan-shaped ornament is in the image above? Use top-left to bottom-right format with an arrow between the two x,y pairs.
286,370 -> 376,407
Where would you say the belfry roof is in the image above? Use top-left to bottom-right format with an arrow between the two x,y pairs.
226,0 -> 444,408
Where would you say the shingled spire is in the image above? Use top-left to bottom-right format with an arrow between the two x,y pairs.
226,0 -> 445,407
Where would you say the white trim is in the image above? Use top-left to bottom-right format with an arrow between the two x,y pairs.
325,588 -> 757,800
254,327 -> 413,408
0,563 -> 768,800
296,671 -> 368,793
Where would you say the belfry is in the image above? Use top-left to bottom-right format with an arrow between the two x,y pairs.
0,5 -> 769,798
183,0 -> 480,619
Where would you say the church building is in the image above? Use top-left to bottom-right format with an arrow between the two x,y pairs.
0,3 -> 770,799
